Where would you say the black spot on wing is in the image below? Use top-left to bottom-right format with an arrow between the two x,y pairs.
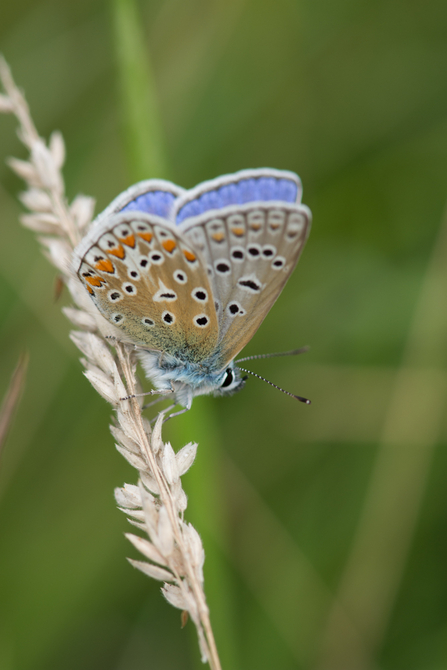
238,278 -> 261,292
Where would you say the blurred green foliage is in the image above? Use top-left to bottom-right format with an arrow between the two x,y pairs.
1,1 -> 447,669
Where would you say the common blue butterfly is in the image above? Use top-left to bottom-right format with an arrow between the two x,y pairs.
73,169 -> 311,411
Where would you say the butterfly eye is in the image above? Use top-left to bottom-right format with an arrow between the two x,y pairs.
221,368 -> 234,388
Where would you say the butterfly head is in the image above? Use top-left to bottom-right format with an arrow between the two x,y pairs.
213,362 -> 247,397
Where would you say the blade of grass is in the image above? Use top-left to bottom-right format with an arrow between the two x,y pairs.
181,403 -> 241,670
111,0 -> 169,181
316,201 -> 447,670
222,451 -> 336,666
0,352 -> 28,462
110,3 -> 239,667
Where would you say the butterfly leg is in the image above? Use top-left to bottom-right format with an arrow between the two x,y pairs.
142,394 -> 175,410
147,404 -> 190,426
163,406 -> 191,423
148,402 -> 177,426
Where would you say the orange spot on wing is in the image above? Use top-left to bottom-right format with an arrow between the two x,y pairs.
120,234 -> 135,247
162,239 -> 177,253
109,245 -> 125,259
211,232 -> 225,242
250,223 -> 262,231
270,223 -> 281,230
87,285 -> 94,295
183,249 -> 196,262
137,231 -> 153,243
95,259 -> 115,273
85,275 -> 105,287
231,226 -> 245,236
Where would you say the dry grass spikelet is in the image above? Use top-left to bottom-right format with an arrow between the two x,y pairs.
0,55 -> 222,670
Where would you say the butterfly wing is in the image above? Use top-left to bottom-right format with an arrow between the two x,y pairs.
93,178 -> 185,225
174,170 -> 311,368
74,170 -> 311,374
73,211 -> 218,363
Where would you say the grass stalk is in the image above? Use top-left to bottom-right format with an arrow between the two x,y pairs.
111,0 -> 169,181
110,3 -> 238,666
0,352 -> 28,462
181,403 -> 241,670
0,50 -> 228,668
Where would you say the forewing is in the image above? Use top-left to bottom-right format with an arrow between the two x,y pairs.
179,202 -> 311,367
73,212 -> 218,363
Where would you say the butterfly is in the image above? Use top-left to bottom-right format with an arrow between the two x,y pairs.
72,168 -> 311,413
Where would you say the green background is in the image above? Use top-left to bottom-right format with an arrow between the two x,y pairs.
1,1 -> 447,669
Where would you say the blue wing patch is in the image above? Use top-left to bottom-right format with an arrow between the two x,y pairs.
90,179 -> 184,230
119,190 -> 177,218
175,170 -> 300,225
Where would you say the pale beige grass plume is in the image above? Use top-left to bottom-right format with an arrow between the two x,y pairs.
0,56 -> 222,670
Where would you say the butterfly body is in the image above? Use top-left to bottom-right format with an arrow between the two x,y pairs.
139,351 -> 243,409
73,169 -> 311,408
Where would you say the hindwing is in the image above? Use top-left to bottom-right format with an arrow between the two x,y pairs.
179,202 -> 311,368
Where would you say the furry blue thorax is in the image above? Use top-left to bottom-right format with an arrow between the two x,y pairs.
138,350 -> 244,409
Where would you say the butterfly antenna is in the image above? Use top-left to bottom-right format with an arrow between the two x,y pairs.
237,366 -> 311,404
236,346 -> 309,363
